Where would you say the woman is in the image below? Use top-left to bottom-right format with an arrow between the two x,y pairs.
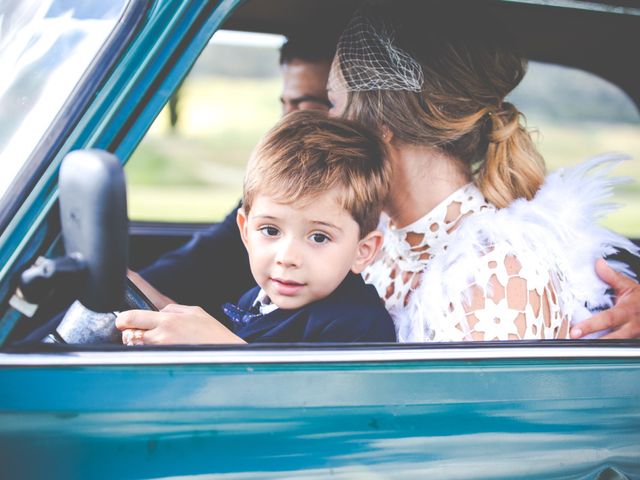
118,3 -> 639,344
324,3 -> 637,342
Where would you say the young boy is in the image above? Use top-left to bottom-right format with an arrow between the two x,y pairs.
226,110 -> 395,342
118,111 -> 395,344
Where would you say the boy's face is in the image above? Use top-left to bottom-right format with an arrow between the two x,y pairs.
237,189 -> 382,310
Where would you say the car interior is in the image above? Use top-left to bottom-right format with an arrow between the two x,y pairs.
1,3 -> 639,479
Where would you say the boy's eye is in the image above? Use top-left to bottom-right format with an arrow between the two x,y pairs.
310,233 -> 330,244
259,226 -> 280,237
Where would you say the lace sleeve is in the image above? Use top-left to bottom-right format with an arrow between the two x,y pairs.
458,247 -> 569,341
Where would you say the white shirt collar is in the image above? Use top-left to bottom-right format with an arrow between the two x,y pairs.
253,289 -> 279,315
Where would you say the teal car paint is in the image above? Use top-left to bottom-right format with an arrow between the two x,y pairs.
0,0 -> 639,479
1,346 -> 640,479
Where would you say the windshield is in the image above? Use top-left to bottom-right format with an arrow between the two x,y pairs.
0,0 -> 129,200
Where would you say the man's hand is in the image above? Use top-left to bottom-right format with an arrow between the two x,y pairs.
570,259 -> 640,339
127,270 -> 175,310
116,304 -> 246,345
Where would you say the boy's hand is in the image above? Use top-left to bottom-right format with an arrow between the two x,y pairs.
116,304 -> 246,345
127,269 -> 175,310
570,259 -> 640,339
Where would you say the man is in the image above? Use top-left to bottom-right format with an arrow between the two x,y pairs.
133,35 -> 335,322
279,36 -> 333,115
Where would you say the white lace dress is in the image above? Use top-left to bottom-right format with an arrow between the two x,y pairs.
363,155 -> 638,342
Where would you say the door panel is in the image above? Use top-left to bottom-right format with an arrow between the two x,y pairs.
1,347 -> 639,479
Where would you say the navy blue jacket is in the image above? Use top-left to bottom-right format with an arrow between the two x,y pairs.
225,272 -> 396,343
141,204 -> 253,323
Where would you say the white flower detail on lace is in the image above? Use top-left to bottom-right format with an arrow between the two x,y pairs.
471,297 -> 520,341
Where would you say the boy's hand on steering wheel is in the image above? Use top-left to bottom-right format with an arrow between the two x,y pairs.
116,304 -> 246,345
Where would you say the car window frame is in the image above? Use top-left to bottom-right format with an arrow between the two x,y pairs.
107,0 -> 640,353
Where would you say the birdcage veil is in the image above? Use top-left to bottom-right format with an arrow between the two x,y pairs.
335,3 -> 424,92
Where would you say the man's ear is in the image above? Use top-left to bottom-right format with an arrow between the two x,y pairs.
236,207 -> 250,249
351,230 -> 384,274
380,125 -> 394,144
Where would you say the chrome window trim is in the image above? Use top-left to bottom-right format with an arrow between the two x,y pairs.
504,0 -> 640,16
1,346 -> 639,366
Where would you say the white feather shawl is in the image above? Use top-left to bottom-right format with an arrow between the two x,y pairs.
386,154 -> 638,342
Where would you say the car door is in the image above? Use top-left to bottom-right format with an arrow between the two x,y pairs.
1,343 -> 640,479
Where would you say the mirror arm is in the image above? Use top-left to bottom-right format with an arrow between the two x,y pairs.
14,254 -> 88,313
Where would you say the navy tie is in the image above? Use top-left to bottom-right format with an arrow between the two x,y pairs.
223,302 -> 262,328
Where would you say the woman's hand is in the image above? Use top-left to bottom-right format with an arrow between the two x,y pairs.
116,304 -> 246,345
127,269 -> 174,310
570,259 -> 640,339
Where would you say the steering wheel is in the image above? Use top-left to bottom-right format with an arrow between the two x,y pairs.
46,278 -> 157,344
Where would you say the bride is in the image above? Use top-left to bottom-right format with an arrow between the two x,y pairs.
327,3 -> 637,341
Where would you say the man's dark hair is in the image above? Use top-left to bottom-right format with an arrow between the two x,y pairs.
279,33 -> 337,65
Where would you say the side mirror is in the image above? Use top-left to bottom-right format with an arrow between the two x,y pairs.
18,149 -> 128,313
59,149 -> 128,312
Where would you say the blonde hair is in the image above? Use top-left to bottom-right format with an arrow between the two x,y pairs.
243,111 -> 390,236
338,3 -> 545,208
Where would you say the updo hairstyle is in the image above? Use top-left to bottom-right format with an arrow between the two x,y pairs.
337,1 -> 545,208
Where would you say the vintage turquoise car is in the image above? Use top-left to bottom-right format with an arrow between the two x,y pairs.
1,0 -> 639,479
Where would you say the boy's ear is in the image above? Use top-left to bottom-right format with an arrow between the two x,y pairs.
351,230 -> 383,274
236,207 -> 250,249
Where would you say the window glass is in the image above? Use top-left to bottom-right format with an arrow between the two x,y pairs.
126,30 -> 284,222
508,62 -> 640,237
0,0 -> 130,199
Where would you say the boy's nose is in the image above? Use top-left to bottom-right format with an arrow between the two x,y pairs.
275,238 -> 302,267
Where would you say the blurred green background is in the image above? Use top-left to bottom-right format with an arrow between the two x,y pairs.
127,76 -> 280,221
125,39 -> 640,237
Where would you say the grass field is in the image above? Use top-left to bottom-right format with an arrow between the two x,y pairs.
126,76 -> 640,236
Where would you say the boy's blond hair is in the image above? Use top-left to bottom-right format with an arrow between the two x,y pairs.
243,111 -> 390,237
